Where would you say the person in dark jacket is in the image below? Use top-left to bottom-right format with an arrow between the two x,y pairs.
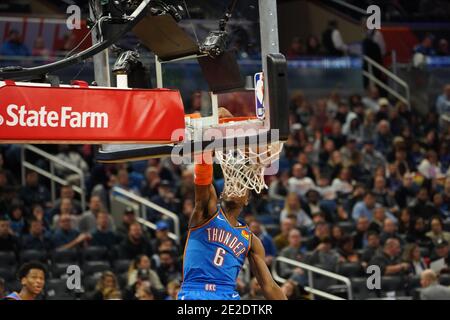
119,222 -> 153,260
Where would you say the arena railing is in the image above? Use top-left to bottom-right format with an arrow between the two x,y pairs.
111,186 -> 180,243
272,256 -> 353,300
363,55 -> 411,107
21,144 -> 86,210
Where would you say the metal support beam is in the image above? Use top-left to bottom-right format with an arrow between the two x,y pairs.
90,0 -> 111,86
259,0 -> 280,130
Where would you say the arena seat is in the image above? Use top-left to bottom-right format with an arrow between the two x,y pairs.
51,263 -> 72,279
0,251 -> 17,268
84,274 -> 102,292
443,220 -> 450,232
45,278 -> 74,300
311,264 -> 338,291
82,261 -> 111,276
408,275 -> 422,290
381,276 -> 404,293
337,262 -> 364,277
52,248 -> 79,264
113,259 -> 131,274
19,249 -> 47,263
350,277 -> 378,300
6,280 -> 21,293
118,272 -> 129,289
439,273 -> 450,286
0,267 -> 15,281
326,284 -> 350,299
81,246 -> 108,263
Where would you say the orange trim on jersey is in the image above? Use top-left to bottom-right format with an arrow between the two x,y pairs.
189,210 -> 219,231
246,232 -> 253,258
220,208 -> 248,229
180,229 -> 192,283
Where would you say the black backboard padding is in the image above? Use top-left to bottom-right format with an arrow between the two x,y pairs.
198,50 -> 245,94
95,132 -> 280,163
267,53 -> 289,140
133,15 -> 199,61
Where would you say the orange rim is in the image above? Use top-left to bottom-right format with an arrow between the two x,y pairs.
219,116 -> 258,124
185,113 -> 202,119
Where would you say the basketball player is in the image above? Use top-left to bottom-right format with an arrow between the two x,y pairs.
177,109 -> 286,300
4,261 -> 46,300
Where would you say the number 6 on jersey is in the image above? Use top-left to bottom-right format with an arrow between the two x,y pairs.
213,248 -> 226,267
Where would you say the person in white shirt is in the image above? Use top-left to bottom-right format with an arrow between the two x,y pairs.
331,167 -> 354,198
322,20 -> 348,56
418,150 -> 444,180
288,163 -> 316,197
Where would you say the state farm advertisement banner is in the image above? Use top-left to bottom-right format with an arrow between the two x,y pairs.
0,81 -> 185,143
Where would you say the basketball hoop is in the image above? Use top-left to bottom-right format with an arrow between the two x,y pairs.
215,141 -> 283,198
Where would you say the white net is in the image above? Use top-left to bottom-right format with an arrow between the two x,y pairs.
215,142 -> 283,198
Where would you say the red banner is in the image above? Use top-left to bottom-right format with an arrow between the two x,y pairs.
0,81 -> 185,144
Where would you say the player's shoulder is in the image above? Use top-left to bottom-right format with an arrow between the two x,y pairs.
249,232 -> 263,255
189,208 -> 220,230
3,292 -> 21,300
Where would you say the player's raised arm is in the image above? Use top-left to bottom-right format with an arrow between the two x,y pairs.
249,235 -> 287,300
189,151 -> 218,228
189,107 -> 233,228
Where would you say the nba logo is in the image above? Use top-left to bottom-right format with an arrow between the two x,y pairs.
254,72 -> 265,119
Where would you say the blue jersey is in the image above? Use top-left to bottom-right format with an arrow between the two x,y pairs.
178,207 -> 252,300
4,292 -> 21,300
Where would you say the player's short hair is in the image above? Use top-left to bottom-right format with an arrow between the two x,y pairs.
17,261 -> 47,280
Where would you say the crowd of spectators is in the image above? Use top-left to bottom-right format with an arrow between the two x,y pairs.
1,81 -> 450,300
286,20 -> 449,61
1,0 -> 450,301
328,0 -> 450,23
0,29 -> 83,60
